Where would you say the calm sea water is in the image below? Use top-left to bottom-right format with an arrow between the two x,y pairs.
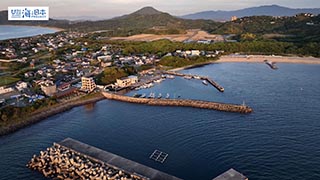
0,63 -> 320,180
0,25 -> 58,40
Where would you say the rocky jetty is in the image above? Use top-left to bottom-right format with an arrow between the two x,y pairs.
102,92 -> 253,114
27,143 -> 147,180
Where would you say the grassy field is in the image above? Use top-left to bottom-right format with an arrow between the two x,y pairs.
0,76 -> 20,86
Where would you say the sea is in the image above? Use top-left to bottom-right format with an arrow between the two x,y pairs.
0,25 -> 58,40
0,62 -> 320,180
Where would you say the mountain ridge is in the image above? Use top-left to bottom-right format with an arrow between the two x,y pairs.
181,5 -> 320,21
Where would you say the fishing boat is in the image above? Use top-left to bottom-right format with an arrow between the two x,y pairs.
264,60 -> 278,70
202,80 -> 208,85
133,93 -> 140,98
165,93 -> 170,99
154,78 -> 164,83
140,93 -> 146,98
166,75 -> 175,79
157,93 -> 162,99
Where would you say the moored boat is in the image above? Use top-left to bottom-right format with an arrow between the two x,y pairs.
202,80 -> 208,85
264,59 -> 278,70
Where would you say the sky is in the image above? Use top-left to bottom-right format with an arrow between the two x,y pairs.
1,0 -> 320,19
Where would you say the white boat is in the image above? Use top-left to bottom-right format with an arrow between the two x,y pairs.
202,80 -> 208,85
141,94 -> 146,98
154,78 -> 164,83
166,75 -> 175,79
165,93 -> 170,99
157,93 -> 162,99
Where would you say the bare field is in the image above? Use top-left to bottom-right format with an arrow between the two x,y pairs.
110,30 -> 224,42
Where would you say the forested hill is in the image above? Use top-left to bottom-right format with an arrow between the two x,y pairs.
211,14 -> 320,42
1,7 -> 320,42
0,10 -> 70,28
182,5 -> 320,21
0,7 -> 221,35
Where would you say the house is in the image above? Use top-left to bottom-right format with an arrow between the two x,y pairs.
54,87 -> 77,99
116,76 -> 138,88
97,55 -> 112,61
191,50 -> 200,56
101,62 -> 112,67
57,83 -> 71,91
40,82 -> 57,97
15,81 -> 28,92
80,77 -> 96,93
0,86 -> 14,95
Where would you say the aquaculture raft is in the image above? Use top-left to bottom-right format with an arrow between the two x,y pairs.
150,150 -> 168,163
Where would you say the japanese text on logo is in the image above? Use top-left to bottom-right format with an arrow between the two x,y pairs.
8,7 -> 49,21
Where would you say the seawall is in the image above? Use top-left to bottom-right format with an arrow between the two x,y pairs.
28,138 -> 182,180
0,94 -> 105,136
102,92 -> 253,114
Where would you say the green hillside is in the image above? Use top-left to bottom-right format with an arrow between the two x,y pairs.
1,7 -> 320,42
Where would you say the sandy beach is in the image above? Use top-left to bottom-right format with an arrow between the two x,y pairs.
168,55 -> 320,72
218,55 -> 320,64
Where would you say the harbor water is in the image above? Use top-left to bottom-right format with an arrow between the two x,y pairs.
0,63 -> 320,180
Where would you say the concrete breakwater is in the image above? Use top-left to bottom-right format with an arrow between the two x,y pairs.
163,71 -> 225,92
27,141 -> 148,180
102,92 -> 253,114
27,138 -> 182,180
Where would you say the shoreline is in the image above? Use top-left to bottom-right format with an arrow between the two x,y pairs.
0,93 -> 104,136
0,25 -> 64,41
168,60 -> 219,72
1,24 -> 65,32
169,55 -> 320,72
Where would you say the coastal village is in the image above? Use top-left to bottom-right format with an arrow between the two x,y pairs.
1,4 -> 320,180
0,31 -> 224,111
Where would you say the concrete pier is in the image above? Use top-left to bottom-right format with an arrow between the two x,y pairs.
163,71 -> 224,92
28,138 -> 182,180
28,138 -> 249,180
102,92 -> 253,114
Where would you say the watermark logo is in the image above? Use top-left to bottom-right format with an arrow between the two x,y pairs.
8,7 -> 49,21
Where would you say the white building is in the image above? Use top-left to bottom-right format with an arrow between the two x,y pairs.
81,77 -> 97,93
41,82 -> 57,97
116,76 -> 138,88
15,81 -> 28,92
0,86 -> 14,95
191,50 -> 200,56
